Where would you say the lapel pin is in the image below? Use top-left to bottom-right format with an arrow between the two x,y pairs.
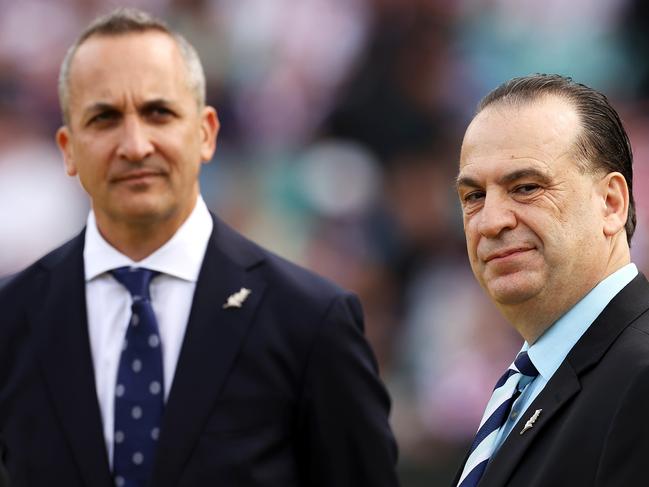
223,288 -> 252,309
520,409 -> 542,435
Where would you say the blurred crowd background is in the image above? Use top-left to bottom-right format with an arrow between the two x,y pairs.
2,0 -> 649,485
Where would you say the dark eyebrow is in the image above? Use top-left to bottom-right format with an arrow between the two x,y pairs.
83,102 -> 118,117
499,168 -> 552,185
456,167 -> 551,190
83,98 -> 175,116
140,98 -> 175,110
455,174 -> 480,190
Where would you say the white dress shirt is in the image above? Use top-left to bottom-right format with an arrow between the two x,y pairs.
83,197 -> 213,466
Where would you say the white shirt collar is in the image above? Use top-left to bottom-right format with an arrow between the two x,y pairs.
84,196 -> 213,282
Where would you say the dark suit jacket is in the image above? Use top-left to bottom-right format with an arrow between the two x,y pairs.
0,216 -> 399,487
0,276 -> 12,291
453,273 -> 649,486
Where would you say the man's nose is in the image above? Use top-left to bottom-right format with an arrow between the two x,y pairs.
116,116 -> 154,161
477,193 -> 517,238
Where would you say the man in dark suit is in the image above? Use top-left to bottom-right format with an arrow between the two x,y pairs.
453,74 -> 649,486
0,8 -> 398,487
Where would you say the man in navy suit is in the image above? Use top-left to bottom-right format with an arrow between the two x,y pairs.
0,8 -> 398,487
453,74 -> 649,486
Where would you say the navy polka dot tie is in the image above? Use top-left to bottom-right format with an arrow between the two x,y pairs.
110,267 -> 164,487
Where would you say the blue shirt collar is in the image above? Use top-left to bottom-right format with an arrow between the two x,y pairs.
524,263 -> 638,381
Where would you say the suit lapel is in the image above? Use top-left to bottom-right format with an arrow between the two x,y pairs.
34,234 -> 113,487
150,218 -> 267,487
478,273 -> 649,486
478,364 -> 580,487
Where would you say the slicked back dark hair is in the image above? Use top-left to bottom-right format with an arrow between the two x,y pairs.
477,74 -> 636,243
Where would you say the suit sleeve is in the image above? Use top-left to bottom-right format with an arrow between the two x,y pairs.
296,293 -> 400,487
595,364 -> 649,486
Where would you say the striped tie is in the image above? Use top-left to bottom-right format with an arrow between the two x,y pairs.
457,351 -> 538,487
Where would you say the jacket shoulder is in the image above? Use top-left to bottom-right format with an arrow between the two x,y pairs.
214,217 -> 348,302
0,233 -> 84,303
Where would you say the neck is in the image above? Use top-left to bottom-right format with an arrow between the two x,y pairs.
504,244 -> 631,344
502,300 -> 566,344
93,202 -> 196,262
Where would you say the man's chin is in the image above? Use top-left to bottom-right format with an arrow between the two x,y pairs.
484,274 -> 542,306
106,198 -> 175,225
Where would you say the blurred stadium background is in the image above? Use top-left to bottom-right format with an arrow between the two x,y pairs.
2,0 -> 649,484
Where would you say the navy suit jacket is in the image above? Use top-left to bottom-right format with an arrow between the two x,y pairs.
0,216 -> 399,487
452,273 -> 649,486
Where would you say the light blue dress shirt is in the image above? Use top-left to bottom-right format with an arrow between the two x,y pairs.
492,263 -> 638,452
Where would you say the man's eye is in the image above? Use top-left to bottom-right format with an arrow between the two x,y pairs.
464,191 -> 485,203
514,184 -> 540,195
146,107 -> 174,120
89,111 -> 118,125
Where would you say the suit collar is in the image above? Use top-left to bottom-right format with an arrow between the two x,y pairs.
477,273 -> 649,487
150,215 -> 267,487
35,216 -> 269,486
207,213 -> 266,270
477,363 -> 581,487
34,231 -> 114,487
527,263 -> 639,382
566,273 -> 649,374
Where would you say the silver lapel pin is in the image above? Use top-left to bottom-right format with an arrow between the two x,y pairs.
520,409 -> 542,435
223,287 -> 252,309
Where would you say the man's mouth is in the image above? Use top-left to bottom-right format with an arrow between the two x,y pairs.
484,247 -> 534,263
112,170 -> 164,183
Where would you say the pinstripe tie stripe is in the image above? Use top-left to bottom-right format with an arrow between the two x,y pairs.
457,351 -> 538,487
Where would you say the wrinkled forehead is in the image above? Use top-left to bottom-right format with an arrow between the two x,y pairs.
70,30 -> 182,76
459,95 -> 582,172
66,31 -> 191,111
73,32 -> 187,90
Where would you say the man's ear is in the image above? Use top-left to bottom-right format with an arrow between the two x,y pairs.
601,172 -> 629,237
199,106 -> 220,164
56,126 -> 78,176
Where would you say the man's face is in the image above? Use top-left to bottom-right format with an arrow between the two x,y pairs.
57,31 -> 218,230
457,96 -> 611,315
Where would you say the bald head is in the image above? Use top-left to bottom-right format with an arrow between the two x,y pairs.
58,7 -> 206,126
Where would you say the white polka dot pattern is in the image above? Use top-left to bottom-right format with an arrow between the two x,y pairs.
149,381 -> 161,395
133,452 -> 144,465
132,406 -> 142,419
148,334 -> 160,348
111,266 -> 164,486
132,359 -> 142,373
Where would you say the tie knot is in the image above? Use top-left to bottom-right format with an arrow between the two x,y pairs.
514,351 -> 538,378
111,267 -> 159,301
